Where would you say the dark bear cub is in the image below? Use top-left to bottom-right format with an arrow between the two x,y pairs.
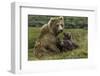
57,32 -> 79,52
62,32 -> 79,51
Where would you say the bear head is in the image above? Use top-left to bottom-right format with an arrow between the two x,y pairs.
63,32 -> 71,40
48,16 -> 64,36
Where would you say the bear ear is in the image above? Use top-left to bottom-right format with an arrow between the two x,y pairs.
65,33 -> 71,39
68,33 -> 72,39
50,17 -> 55,22
48,17 -> 55,25
59,16 -> 64,20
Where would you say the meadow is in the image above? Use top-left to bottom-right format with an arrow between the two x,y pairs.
28,27 -> 88,60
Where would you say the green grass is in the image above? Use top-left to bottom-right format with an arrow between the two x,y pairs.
28,27 -> 88,60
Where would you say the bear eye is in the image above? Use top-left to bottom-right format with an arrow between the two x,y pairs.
56,24 -> 59,27
61,24 -> 63,27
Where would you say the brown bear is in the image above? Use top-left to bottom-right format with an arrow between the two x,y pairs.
33,16 -> 64,58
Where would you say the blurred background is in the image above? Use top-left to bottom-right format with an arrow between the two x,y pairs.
28,15 -> 88,29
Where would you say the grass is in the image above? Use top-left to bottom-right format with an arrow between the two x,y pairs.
28,27 -> 88,60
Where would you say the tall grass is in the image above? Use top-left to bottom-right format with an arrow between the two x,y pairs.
28,27 -> 88,60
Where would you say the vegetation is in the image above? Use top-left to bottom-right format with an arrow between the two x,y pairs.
28,27 -> 88,60
28,15 -> 88,60
28,15 -> 88,29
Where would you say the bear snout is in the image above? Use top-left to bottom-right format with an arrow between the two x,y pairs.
58,25 -> 63,30
59,29 -> 63,33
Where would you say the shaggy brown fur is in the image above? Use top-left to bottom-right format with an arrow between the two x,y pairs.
33,16 -> 64,58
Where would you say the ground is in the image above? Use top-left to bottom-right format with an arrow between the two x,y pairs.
28,27 -> 88,60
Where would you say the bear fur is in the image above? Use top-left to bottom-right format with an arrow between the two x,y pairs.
61,32 -> 79,51
33,16 -> 64,58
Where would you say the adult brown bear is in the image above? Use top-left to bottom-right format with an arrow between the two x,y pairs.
33,16 -> 64,58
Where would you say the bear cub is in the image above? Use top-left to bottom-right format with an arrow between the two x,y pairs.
57,32 -> 79,51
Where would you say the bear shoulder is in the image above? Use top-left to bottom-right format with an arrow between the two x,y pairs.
38,24 -> 49,38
